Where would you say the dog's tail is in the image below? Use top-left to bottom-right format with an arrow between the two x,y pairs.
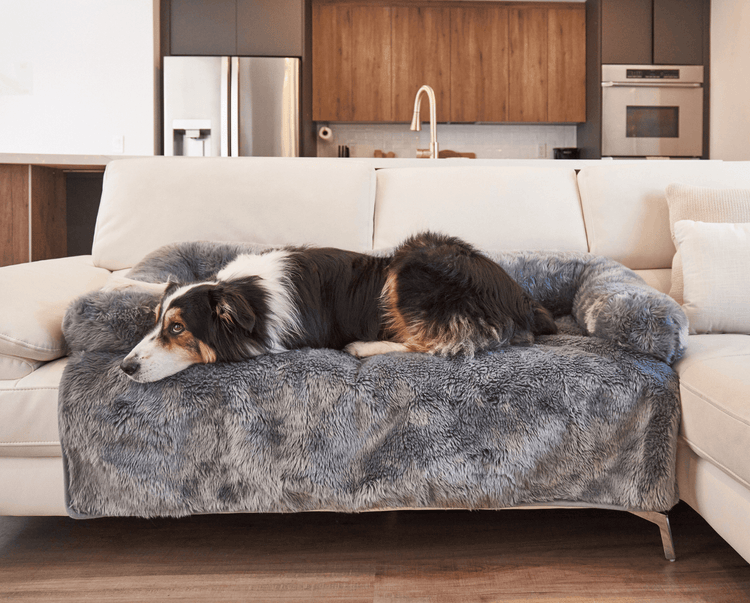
531,302 -> 558,336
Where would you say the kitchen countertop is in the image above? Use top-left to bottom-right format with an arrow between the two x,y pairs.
0,153 -> 142,170
0,153 -> 713,172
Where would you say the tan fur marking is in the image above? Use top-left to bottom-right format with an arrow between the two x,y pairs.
159,307 -> 218,364
381,269 -> 509,358
198,340 -> 218,364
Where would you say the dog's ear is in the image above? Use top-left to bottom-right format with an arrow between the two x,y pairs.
210,287 -> 256,334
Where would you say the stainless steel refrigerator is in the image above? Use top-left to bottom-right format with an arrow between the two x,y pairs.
163,56 -> 299,157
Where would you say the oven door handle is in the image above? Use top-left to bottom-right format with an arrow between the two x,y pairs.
602,81 -> 703,88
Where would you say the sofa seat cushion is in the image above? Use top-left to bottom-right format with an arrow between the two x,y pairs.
674,334 -> 750,487
92,158 -> 377,271
373,167 -> 588,253
0,358 -> 66,458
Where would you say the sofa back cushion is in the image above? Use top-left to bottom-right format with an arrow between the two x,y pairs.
576,161 -> 750,270
92,158 -> 377,270
373,167 -> 588,252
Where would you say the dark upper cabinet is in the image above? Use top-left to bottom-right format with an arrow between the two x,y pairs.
653,0 -> 704,65
601,0 -> 704,65
237,0 -> 303,57
601,0 -> 652,64
171,0 -> 237,55
170,0 -> 304,57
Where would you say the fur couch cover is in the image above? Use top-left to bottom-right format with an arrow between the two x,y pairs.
59,243 -> 688,519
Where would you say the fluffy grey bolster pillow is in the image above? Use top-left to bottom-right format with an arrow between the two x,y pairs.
571,257 -> 688,365
63,243 -> 688,364
479,251 -> 687,365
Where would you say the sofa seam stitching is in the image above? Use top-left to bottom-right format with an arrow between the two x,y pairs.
677,351 -> 750,374
680,381 -> 750,427
0,388 -> 60,394
678,435 -> 750,490
0,332 -> 65,354
0,441 -> 59,446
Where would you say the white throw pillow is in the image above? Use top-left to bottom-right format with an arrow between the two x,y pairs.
666,183 -> 750,304
673,220 -> 750,334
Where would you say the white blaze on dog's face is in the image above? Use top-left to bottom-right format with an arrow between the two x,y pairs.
121,287 -> 217,383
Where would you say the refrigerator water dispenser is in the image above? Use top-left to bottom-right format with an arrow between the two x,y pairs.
172,119 -> 212,157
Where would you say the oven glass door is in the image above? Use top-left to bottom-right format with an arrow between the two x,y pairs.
602,85 -> 703,157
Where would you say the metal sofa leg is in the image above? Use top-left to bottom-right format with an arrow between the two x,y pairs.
630,510 -> 676,561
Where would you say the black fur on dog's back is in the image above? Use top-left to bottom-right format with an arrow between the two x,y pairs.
284,248 -> 391,350
382,232 -> 557,356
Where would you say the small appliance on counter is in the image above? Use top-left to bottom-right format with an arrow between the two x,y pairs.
553,148 -> 580,160
163,56 -> 299,157
601,65 -> 703,158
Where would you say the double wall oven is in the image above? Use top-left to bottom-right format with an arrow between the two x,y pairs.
602,65 -> 704,158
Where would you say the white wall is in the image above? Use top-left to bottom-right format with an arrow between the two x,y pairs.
710,0 -> 750,160
0,0 -> 159,156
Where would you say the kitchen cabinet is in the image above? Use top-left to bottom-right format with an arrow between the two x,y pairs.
312,3 -> 393,121
653,0 -> 704,65
170,0 -> 237,55
312,1 -> 585,124
548,7 -> 587,123
392,6 -> 451,123
170,0 -> 304,57
508,7 -> 548,122
0,164 -> 67,267
450,6 -> 509,123
237,0 -> 304,57
602,0 -> 705,65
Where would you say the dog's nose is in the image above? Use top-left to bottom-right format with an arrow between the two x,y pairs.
120,358 -> 140,376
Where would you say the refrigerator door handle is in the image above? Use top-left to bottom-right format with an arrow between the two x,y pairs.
220,57 -> 230,157
231,57 -> 240,157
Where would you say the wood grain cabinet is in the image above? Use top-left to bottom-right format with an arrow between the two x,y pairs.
312,3 -> 393,121
392,5 -> 451,123
312,1 -> 585,124
547,7 -> 586,123
450,5 -> 509,123
0,165 -> 66,267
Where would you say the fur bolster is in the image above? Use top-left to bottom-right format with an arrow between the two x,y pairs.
127,241 -> 273,284
62,243 -> 688,364
572,257 -> 688,365
63,290 -> 159,354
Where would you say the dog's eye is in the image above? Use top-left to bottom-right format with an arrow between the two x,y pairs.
169,323 -> 185,335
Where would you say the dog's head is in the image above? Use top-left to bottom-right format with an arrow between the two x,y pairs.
120,278 -> 267,382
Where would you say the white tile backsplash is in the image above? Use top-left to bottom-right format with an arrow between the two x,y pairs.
316,123 -> 577,159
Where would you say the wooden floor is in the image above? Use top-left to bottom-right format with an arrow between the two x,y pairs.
1,502 -> 748,602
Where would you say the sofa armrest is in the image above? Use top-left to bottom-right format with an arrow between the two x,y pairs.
0,257 -> 111,377
572,256 -> 688,365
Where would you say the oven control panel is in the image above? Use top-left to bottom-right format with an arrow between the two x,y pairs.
626,69 -> 680,79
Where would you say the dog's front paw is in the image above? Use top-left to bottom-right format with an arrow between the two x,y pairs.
344,341 -> 369,358
344,341 -> 410,358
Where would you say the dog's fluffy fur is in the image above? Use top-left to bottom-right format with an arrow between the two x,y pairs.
118,232 -> 557,382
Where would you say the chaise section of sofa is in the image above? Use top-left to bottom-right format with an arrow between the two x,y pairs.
577,161 -> 750,564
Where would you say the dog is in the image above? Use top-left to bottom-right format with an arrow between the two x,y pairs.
113,232 -> 557,382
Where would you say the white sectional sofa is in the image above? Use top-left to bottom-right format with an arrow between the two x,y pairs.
1,157 -> 748,564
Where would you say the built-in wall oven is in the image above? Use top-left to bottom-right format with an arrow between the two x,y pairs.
602,65 -> 703,158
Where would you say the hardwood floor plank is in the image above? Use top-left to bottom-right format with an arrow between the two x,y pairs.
1,504 -> 748,602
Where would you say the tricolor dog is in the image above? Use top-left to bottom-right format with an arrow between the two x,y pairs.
115,232 -> 557,382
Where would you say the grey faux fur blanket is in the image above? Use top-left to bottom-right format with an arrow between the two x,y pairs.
59,242 -> 687,519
